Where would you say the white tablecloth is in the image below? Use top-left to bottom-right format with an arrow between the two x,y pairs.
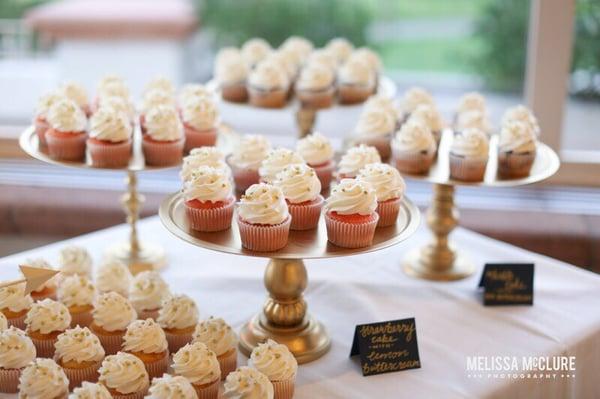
1,216 -> 599,399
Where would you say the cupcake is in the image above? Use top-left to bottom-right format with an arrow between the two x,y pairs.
224,367 -> 274,399
129,271 -> 170,321
456,92 -> 486,115
98,352 -> 149,399
184,166 -> 235,232
455,109 -> 492,136
97,95 -> 136,123
391,119 -> 437,174
181,95 -> 219,152
0,283 -> 33,329
296,132 -> 335,189
34,91 -> 64,148
18,358 -> 69,399
193,317 -> 238,380
497,121 -> 537,178
237,183 -> 291,252
146,374 -> 197,399
70,381 -> 112,398
0,327 -> 36,393
275,164 -> 323,230
57,275 -> 95,328
215,48 -> 249,103
409,104 -> 445,145
90,292 -> 137,355
449,128 -> 490,182
248,60 -> 289,108
295,62 -> 336,109
142,105 -> 184,166
337,58 -> 376,104
140,89 -> 176,133
227,134 -> 272,192
180,146 -> 230,182
280,36 -> 313,56
122,319 -> 169,379
157,294 -> 199,353
324,179 -> 379,248
241,38 -> 272,69
306,49 -> 338,72
45,98 -> 88,161
25,298 -> 71,358
87,106 -> 133,168
401,87 -> 435,121
259,148 -> 305,184
24,257 -> 57,301
249,339 -> 297,399
0,313 -> 7,331
96,260 -> 132,298
54,326 -> 105,390
144,76 -> 175,97
172,342 -> 220,399
337,144 -> 381,179
353,108 -> 396,159
59,81 -> 90,116
349,47 -> 383,76
501,105 -> 541,137
326,37 -> 354,63
58,245 -> 93,278
357,163 -> 406,227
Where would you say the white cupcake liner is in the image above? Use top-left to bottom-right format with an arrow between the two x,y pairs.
70,309 -> 93,328
91,326 -> 125,355
30,334 -> 58,358
193,378 -> 220,399
137,308 -> 160,321
59,359 -> 101,391
217,348 -> 237,380
272,377 -> 296,399
164,330 -> 194,354
129,351 -> 169,380
0,368 -> 21,393
6,313 -> 27,330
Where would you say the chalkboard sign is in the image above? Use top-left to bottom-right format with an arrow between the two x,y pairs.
350,317 -> 421,376
478,263 -> 534,306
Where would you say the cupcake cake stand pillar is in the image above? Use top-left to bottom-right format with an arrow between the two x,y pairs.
295,106 -> 317,138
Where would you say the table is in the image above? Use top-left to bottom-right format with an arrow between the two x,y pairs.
1,216 -> 599,399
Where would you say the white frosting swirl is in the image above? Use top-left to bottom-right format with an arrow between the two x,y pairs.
0,327 -> 36,369
224,366 -> 274,399
248,60 -> 289,90
259,148 -> 305,183
96,260 -> 132,298
410,104 -> 444,132
123,319 -> 168,354
97,96 -> 136,121
455,110 -> 492,133
98,352 -> 149,395
59,245 -> 93,277
184,165 -> 233,203
274,164 -> 321,204
24,258 -> 57,293
172,341 -> 220,385
55,326 -> 105,363
338,144 -> 381,177
326,37 -> 354,62
192,316 -> 237,356
181,95 -> 219,131
96,78 -> 130,101
47,98 -> 87,133
25,299 -> 71,334
59,82 -> 89,109
238,183 -> 289,225
18,358 -> 69,398
0,313 -> 6,331
296,62 -> 334,91
296,132 -> 334,166
0,282 -> 32,313
97,75 -> 126,95
364,95 -> 398,119
93,292 -> 137,332
502,105 -> 540,137
36,91 -> 65,119
457,92 -> 486,114
147,374 -> 197,399
325,179 -> 377,216
145,105 -> 183,141
392,119 -> 436,153
57,275 -> 95,307
142,89 -> 176,114
157,294 -> 198,330
129,271 -> 170,312
338,58 -> 375,87
402,87 -> 435,114
216,51 -> 249,85
180,147 -> 230,182
70,382 -> 112,399
280,36 -> 313,60
242,38 -> 272,67
263,51 -> 297,80
89,106 -> 132,142
357,163 -> 405,202
355,108 -> 396,137
144,77 -> 175,96
349,47 -> 382,72
249,339 -> 297,381
306,49 -> 338,71
450,128 -> 490,159
499,121 -> 537,153
179,84 -> 212,105
230,134 -> 272,170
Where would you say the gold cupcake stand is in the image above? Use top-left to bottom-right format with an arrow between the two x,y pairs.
400,129 -> 560,281
159,193 -> 420,363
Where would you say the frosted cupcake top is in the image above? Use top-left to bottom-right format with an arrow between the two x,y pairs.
157,294 -> 199,330
455,109 -> 492,134
99,352 -> 149,395
338,144 -> 381,177
122,318 -> 168,354
364,95 -> 398,119
57,275 -> 96,307
402,87 -> 435,115
499,121 -> 537,153
179,83 -> 211,105
502,105 -> 540,137
147,374 -> 197,399
355,108 -> 396,137
296,62 -> 335,91
129,271 -> 170,312
172,341 -> 221,385
410,104 -> 445,133
259,148 -> 305,184
24,257 -> 57,293
25,299 -> 71,334
142,89 -> 176,114
249,339 -> 298,381
69,382 -> 112,399
357,163 -> 406,202
18,358 -> 69,399
248,60 -> 289,90
36,91 -> 65,119
97,96 -> 136,121
275,164 -> 321,204
393,119 -> 436,153
144,76 -> 175,96
0,282 -> 32,313
59,81 -> 88,109
180,147 -> 230,182
47,98 -> 87,133
0,327 -> 36,369
93,292 -> 137,332
224,366 -> 274,399
325,179 -> 377,216
230,134 -> 272,170
238,183 -> 289,225
96,260 -> 132,298
89,106 -> 132,142
457,92 -> 486,114
242,38 -> 272,68
181,95 -> 219,131
0,313 -> 6,331
193,316 -> 237,356
349,47 -> 382,72
145,105 -> 184,141
451,128 -> 490,159
55,326 -> 105,364
216,50 -> 249,85
306,49 -> 338,71
264,51 -> 298,80
296,132 -> 334,166
326,37 -> 354,62
96,75 -> 129,100
280,36 -> 313,58
184,165 -> 233,203
338,58 -> 375,87
59,245 -> 93,277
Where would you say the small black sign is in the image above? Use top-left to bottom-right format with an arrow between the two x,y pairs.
350,317 -> 421,376
478,263 -> 534,306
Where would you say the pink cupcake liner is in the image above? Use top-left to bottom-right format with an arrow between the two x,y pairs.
325,213 -> 379,249
137,308 -> 160,321
87,139 -> 132,168
449,154 -> 487,182
497,151 -> 535,178
238,216 -> 291,252
221,83 -> 248,103
142,137 -> 184,166
30,335 -> 58,358
111,390 -> 147,399
193,378 -> 220,399
60,360 -> 101,391
164,330 -> 193,354
46,132 -> 87,161
93,329 -> 125,355
6,314 -> 26,330
137,352 -> 169,380
248,87 -> 287,108
376,197 -> 402,227
217,349 -> 237,380
185,198 -> 235,232
392,148 -> 435,174
0,368 -> 22,393
355,134 -> 392,160
34,118 -> 49,148
288,196 -> 324,231
70,310 -> 93,328
272,377 -> 296,399
184,126 -> 217,153
310,161 -> 335,190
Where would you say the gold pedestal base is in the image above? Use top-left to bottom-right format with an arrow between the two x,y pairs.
105,242 -> 167,275
403,247 -> 474,281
